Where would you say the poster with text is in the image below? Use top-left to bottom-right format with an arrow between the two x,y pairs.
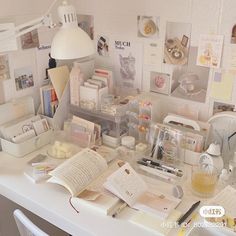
113,40 -> 143,91
197,34 -> 224,68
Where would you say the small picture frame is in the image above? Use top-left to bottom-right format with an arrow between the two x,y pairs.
150,72 -> 171,95
181,35 -> 189,47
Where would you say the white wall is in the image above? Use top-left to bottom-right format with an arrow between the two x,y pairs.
75,0 -> 236,122
1,0 -> 236,122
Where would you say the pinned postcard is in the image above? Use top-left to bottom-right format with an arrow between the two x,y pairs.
143,42 -> 159,65
0,23 -> 17,53
210,70 -> 235,101
197,34 -> 224,68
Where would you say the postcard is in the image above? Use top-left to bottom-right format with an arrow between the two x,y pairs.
197,34 -> 224,68
143,42 -> 159,65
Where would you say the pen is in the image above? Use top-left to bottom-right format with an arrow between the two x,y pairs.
112,202 -> 127,218
177,201 -> 201,225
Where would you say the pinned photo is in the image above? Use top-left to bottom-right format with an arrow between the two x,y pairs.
150,72 -> 170,95
14,67 -> 34,91
231,24 -> 236,44
20,29 -> 39,50
171,47 -> 210,103
77,14 -> 94,40
163,22 -> 191,66
0,54 -> 10,80
137,16 -> 159,38
97,35 -> 109,57
213,102 -> 235,115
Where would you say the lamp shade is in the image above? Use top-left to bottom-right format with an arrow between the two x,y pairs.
50,1 -> 94,60
51,27 -> 94,60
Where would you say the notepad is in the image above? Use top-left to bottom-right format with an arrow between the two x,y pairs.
208,185 -> 236,217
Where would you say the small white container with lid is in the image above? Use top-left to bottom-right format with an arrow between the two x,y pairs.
121,136 -> 135,150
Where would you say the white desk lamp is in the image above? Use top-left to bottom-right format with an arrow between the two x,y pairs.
0,0 -> 95,60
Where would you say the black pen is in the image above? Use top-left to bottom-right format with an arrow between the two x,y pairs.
177,201 -> 201,225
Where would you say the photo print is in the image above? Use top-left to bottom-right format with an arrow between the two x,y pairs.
171,47 -> 210,103
97,35 -> 109,57
77,14 -> 94,40
213,101 -> 235,115
163,22 -> 191,66
137,16 -> 159,38
14,66 -> 34,91
197,34 -> 224,68
231,24 -> 236,44
20,29 -> 39,50
0,54 -> 10,80
150,72 -> 170,95
113,40 -> 143,90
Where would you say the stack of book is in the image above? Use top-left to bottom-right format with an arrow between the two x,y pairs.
40,85 -> 58,118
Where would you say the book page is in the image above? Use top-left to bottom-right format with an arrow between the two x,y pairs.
48,148 -> 107,196
133,191 -> 181,219
104,163 -> 148,206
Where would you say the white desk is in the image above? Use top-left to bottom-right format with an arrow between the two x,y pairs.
0,146 -> 212,236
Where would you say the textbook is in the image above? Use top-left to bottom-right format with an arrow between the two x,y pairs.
47,148 -> 124,215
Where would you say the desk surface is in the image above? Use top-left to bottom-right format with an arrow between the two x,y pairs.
0,146 -> 203,236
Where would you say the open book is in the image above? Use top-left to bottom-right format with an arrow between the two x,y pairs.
47,148 -> 124,215
104,163 -> 181,219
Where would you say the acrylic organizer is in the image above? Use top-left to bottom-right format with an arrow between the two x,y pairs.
127,99 -> 152,144
136,123 -> 186,185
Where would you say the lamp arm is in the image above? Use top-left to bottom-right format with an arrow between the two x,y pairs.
15,14 -> 54,37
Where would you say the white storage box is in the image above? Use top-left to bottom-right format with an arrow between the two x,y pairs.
1,129 -> 53,158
